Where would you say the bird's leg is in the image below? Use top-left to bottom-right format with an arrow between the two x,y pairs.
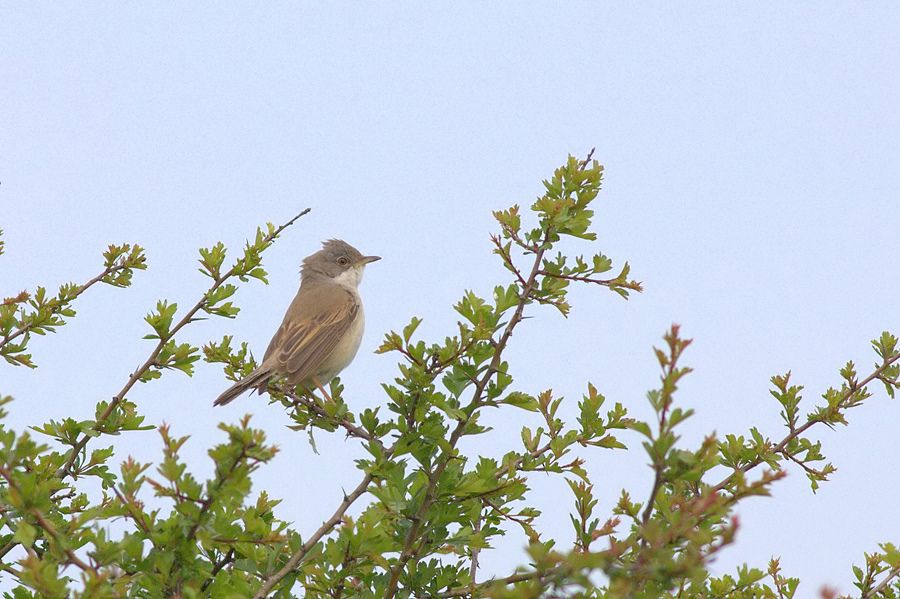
312,376 -> 334,403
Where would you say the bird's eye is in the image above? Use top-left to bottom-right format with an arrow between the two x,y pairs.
338,257 -> 350,266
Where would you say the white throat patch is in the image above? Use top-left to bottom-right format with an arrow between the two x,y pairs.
333,265 -> 365,290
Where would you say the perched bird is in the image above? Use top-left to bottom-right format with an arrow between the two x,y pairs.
213,239 -> 380,406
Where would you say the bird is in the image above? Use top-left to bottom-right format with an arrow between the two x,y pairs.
213,239 -> 380,406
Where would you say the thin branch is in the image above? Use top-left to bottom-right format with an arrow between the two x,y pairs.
483,499 -> 530,526
144,481 -> 204,504
499,225 -> 539,254
710,352 -> 900,496
579,147 -> 596,170
284,389 -> 373,441
772,574 -> 787,599
864,563 -> 900,598
780,450 -> 824,479
31,510 -> 93,572
496,440 -> 554,479
382,228 -> 551,598
250,363 -> 395,595
537,269 -> 643,293
469,507 -> 482,586
332,543 -> 356,599
251,468 -> 382,598
201,548 -> 236,592
425,337 -> 480,377
641,470 -> 663,526
491,235 -> 528,288
0,256 -> 136,351
640,333 -> 683,527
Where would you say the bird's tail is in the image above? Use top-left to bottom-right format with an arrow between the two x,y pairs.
213,368 -> 271,406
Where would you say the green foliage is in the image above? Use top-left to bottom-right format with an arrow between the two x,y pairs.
1,243 -> 146,368
0,161 -> 897,599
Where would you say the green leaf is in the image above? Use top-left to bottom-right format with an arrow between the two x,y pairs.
402,317 -> 423,343
502,392 -> 539,412
13,522 -> 37,548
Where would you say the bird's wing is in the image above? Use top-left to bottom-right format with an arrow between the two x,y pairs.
262,284 -> 359,383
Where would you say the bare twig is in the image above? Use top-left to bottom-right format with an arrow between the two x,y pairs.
579,147 -> 596,170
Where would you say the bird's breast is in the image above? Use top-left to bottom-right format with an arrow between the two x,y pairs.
319,302 -> 365,381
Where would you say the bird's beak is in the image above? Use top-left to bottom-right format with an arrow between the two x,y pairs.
359,255 -> 381,265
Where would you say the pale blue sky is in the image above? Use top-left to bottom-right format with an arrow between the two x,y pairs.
2,3 -> 899,594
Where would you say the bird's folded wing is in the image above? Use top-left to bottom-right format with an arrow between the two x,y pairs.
264,285 -> 359,382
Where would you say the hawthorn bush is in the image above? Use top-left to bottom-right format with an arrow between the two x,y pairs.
1,154 -> 898,598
